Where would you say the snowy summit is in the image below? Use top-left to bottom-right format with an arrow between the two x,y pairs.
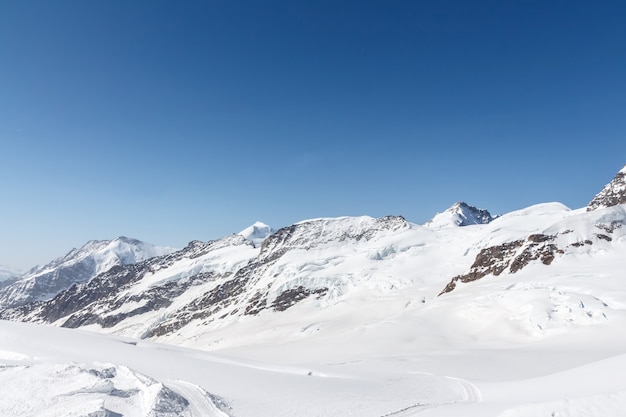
425,201 -> 495,228
0,237 -> 175,308
238,221 -> 273,247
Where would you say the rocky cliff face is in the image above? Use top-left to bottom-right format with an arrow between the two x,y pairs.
587,165 -> 626,211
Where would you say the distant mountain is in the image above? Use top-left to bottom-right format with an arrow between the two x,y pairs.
1,167 -> 625,351
587,164 -> 626,211
0,265 -> 22,289
0,209 -> 570,342
0,265 -> 22,281
238,221 -> 273,248
0,237 -> 175,308
425,202 -> 495,228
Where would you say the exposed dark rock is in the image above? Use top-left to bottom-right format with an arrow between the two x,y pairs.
439,234 -> 564,295
588,166 -> 626,211
595,234 -> 613,242
244,290 -> 269,316
509,234 -> 562,273
439,240 -> 524,295
271,286 -> 329,312
527,234 -> 555,243
596,221 -> 623,234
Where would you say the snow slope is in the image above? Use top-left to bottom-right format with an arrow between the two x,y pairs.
1,312 -> 626,417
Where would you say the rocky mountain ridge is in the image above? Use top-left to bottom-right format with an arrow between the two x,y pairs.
587,165 -> 626,211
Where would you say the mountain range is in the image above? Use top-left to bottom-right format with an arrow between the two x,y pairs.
1,165 -> 625,417
1,165 -> 625,352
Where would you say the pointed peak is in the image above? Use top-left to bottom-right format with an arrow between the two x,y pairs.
426,201 -> 495,228
587,165 -> 626,211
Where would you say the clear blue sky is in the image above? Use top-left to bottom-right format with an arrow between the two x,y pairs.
1,1 -> 625,269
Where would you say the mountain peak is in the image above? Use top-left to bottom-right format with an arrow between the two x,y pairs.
587,164 -> 626,211
425,202 -> 495,228
0,236 -> 175,309
114,236 -> 143,245
238,221 -> 274,247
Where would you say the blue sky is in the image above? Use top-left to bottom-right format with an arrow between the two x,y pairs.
1,1 -> 625,269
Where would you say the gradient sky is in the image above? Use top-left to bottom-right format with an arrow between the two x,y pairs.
1,1 -> 625,270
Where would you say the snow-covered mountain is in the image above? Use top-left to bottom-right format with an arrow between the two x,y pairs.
0,237 -> 175,309
2,164 -> 624,350
238,221 -> 274,247
425,201 -> 495,228
1,166 -> 626,417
